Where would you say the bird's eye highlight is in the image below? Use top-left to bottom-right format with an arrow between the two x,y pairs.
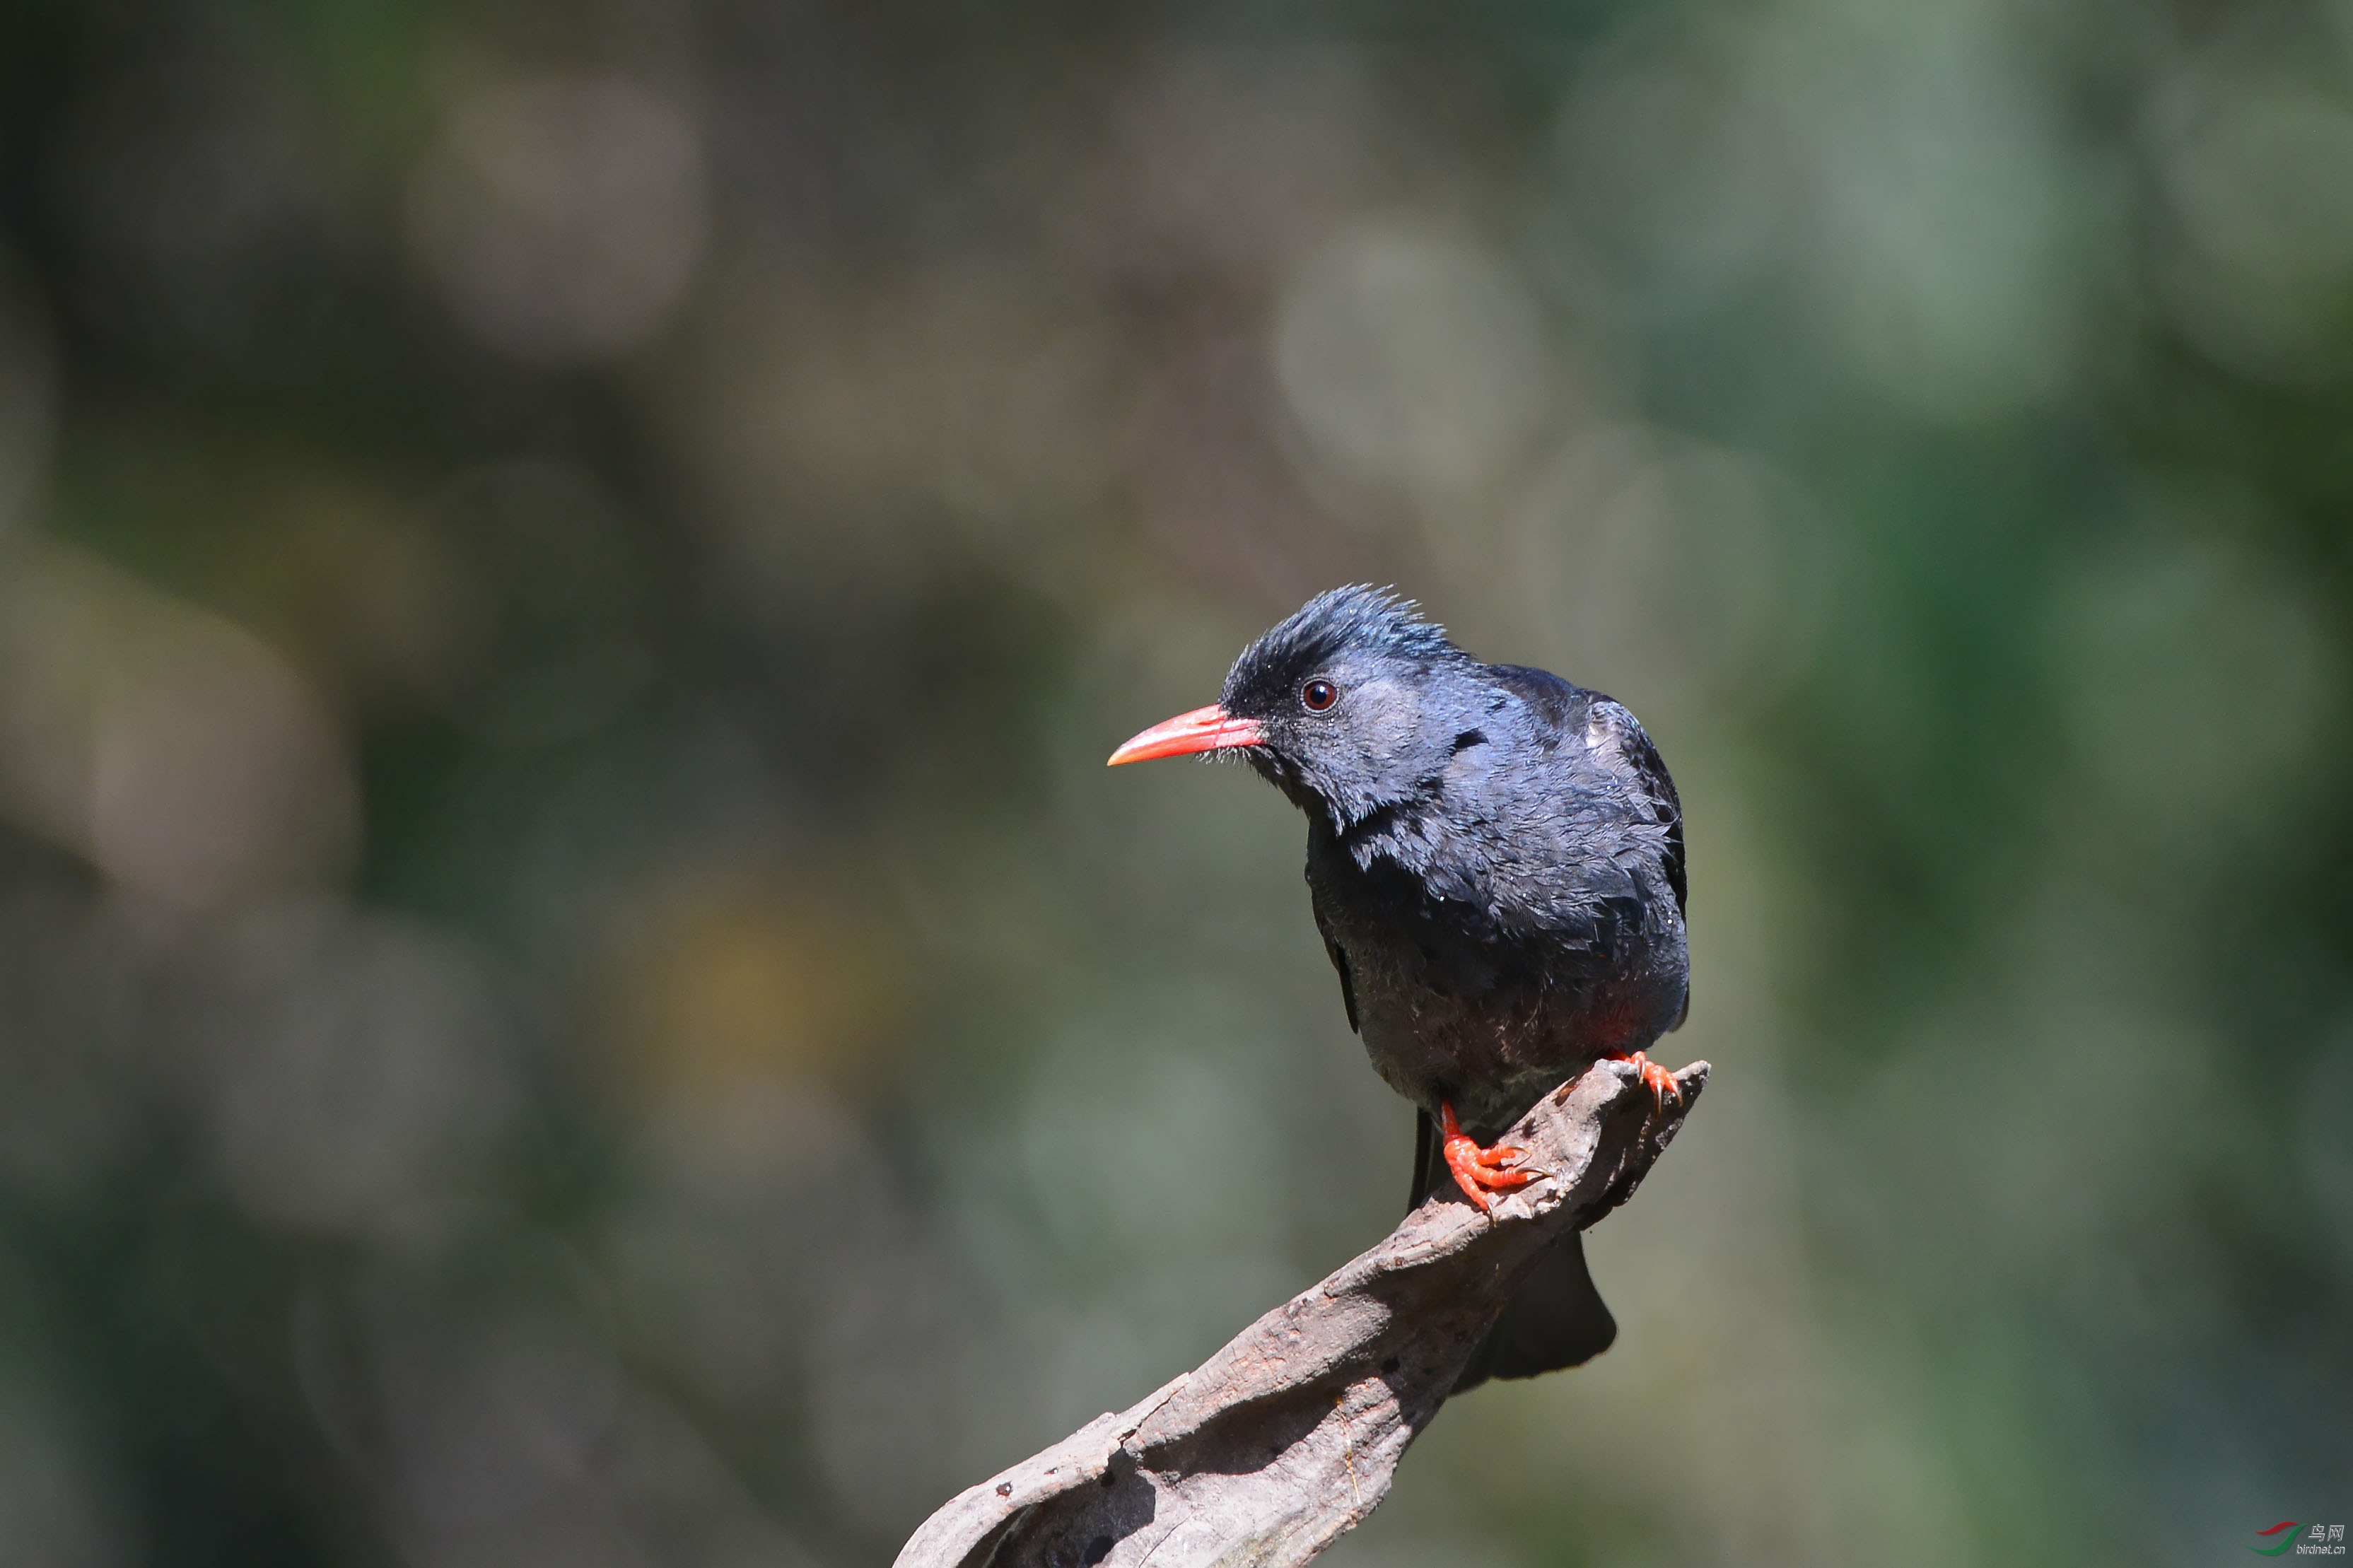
1301,679 -> 1338,711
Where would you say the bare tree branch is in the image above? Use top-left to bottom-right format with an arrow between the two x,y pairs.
895,1056 -> 1710,1568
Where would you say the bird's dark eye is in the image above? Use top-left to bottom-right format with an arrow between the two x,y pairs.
1301,679 -> 1338,712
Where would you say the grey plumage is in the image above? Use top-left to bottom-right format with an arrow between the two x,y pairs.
1223,588 -> 1688,1140
1218,586 -> 1690,1387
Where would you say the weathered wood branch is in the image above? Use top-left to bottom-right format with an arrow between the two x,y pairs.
895,1056 -> 1710,1568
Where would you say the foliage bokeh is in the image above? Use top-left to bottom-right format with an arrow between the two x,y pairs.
0,2 -> 2348,1565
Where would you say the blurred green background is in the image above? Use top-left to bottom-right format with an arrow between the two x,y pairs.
1,1 -> 2349,1564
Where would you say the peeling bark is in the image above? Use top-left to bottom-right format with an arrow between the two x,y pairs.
896,1056 -> 1710,1568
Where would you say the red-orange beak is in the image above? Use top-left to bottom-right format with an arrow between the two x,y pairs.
1107,703 -> 1267,766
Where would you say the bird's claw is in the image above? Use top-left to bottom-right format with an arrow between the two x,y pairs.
1613,1051 -> 1682,1111
1440,1099 -> 1545,1213
1443,1137 -> 1537,1213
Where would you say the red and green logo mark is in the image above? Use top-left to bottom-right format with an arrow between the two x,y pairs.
2253,1522 -> 2349,1556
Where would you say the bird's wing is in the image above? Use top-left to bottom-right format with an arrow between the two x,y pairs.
1582,698 -> 1686,920
1306,873 -> 1363,1034
1411,1107 -> 1436,1211
1321,930 -> 1360,1034
1583,696 -> 1690,1029
1481,662 -> 1589,738
1475,664 -> 1683,922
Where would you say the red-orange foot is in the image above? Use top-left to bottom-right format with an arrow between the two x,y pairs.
1612,1050 -> 1682,1110
1440,1099 -> 1540,1214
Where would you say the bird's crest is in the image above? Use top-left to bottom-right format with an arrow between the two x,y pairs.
1225,585 -> 1462,695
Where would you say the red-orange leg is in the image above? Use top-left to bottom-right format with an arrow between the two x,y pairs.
1440,1099 -> 1538,1213
1612,1050 -> 1682,1110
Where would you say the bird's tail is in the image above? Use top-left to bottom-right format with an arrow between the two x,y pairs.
1411,1108 -> 1619,1394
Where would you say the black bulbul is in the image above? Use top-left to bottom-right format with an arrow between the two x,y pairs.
1110,586 -> 1689,1387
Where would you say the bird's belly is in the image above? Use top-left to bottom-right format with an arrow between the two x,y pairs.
1304,829 -> 1688,1143
1345,928 -> 1675,1135
1359,1005 -> 1563,1141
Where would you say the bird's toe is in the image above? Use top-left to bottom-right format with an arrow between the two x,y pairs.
1611,1050 -> 1683,1111
1439,1099 -> 1543,1212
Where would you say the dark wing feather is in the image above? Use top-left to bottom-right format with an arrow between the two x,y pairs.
1411,1108 -> 1435,1212
1483,666 -> 1686,918
1482,662 -> 1592,738
1316,915 -> 1360,1034
1584,697 -> 1686,919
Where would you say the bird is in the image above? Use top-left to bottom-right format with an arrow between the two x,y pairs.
1107,585 -> 1688,1388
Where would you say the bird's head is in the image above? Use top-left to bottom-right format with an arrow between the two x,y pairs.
1109,586 -> 1477,829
